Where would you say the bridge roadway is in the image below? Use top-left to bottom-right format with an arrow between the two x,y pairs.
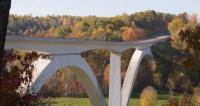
5,35 -> 169,54
5,35 -> 170,106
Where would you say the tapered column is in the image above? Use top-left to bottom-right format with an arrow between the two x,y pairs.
109,52 -> 122,106
122,48 -> 152,106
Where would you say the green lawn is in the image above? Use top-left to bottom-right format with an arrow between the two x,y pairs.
42,92 -> 180,106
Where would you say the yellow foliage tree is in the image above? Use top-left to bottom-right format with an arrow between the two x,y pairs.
140,86 -> 157,106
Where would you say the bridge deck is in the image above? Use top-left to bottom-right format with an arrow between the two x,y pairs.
5,35 -> 170,54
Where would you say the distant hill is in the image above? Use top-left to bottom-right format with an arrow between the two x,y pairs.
7,10 -> 175,41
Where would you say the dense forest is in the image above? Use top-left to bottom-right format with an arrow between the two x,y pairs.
6,10 -> 200,97
7,10 -> 174,40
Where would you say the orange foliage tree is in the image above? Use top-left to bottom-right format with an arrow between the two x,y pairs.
121,26 -> 147,41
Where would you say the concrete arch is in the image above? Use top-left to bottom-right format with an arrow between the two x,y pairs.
30,55 -> 106,106
122,48 -> 153,106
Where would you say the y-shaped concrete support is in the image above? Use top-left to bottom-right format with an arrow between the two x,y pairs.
122,48 -> 153,106
30,55 -> 106,106
109,52 -> 122,106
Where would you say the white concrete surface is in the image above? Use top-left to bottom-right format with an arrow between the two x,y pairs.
5,35 -> 169,54
109,52 -> 122,106
122,48 -> 153,106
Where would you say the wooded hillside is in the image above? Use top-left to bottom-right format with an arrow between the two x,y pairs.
6,10 -> 200,97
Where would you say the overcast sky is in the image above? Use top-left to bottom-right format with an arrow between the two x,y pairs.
10,0 -> 200,17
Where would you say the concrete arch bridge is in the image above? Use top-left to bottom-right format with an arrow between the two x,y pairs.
5,35 -> 169,106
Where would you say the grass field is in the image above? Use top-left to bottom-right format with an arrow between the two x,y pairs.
43,92 -> 180,106
45,97 -> 165,106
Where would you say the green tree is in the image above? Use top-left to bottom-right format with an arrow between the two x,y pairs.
54,26 -> 72,38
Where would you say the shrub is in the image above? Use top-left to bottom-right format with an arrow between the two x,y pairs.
163,95 -> 196,106
193,84 -> 200,104
140,86 -> 157,106
179,95 -> 194,106
163,98 -> 179,106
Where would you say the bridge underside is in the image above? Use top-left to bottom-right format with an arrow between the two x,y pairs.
5,35 -> 169,106
30,48 -> 152,106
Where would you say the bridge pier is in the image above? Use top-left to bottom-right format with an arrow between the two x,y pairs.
109,48 -> 153,106
122,48 -> 153,106
109,52 -> 122,106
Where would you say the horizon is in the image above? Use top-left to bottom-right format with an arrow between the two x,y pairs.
10,10 -> 176,18
10,0 -> 200,17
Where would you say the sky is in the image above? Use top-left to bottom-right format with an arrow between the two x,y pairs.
10,0 -> 200,17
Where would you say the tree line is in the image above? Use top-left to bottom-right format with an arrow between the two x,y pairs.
7,10 -> 173,40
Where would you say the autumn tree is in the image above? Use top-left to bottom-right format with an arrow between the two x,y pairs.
121,26 -> 147,41
1,50 -> 42,106
131,10 -> 174,36
168,13 -> 200,94
168,13 -> 188,49
39,68 -> 86,97
179,25 -> 200,67
54,26 -> 72,38
102,65 -> 109,95
169,13 -> 200,67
